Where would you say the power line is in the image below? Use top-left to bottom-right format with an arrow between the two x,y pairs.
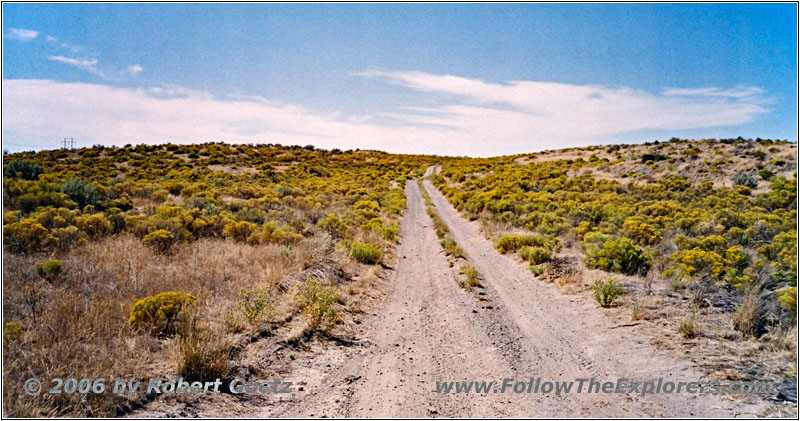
61,137 -> 74,150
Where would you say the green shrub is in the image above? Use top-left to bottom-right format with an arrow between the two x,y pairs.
143,229 -> 176,253
350,242 -> 383,264
34,259 -> 63,282
238,288 -> 274,324
733,173 -> 758,188
519,246 -> 551,265
758,169 -> 774,180
592,279 -> 625,307
583,236 -> 651,275
129,291 -> 196,335
4,159 -> 42,180
294,279 -> 338,328
61,177 -> 100,208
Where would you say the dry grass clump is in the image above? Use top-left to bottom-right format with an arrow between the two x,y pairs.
732,288 -> 766,338
460,266 -> 481,289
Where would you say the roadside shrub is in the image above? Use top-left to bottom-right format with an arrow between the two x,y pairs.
593,279 -> 625,307
238,288 -> 274,324
669,248 -> 727,281
364,217 -> 399,241
129,291 -> 196,335
350,242 -> 383,264
294,279 -> 338,328
34,259 -> 63,282
3,219 -> 56,254
318,213 -> 349,239
354,200 -> 380,219
143,229 -> 176,254
583,236 -> 651,275
519,246 -> 551,265
496,234 -> 559,254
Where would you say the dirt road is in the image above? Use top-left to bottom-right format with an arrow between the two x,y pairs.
258,178 -> 766,417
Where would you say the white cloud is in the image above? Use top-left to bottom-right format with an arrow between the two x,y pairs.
2,72 -> 771,157
127,64 -> 143,75
359,70 -> 769,148
662,86 -> 765,99
7,28 -> 39,41
48,56 -> 108,79
2,79 -> 465,155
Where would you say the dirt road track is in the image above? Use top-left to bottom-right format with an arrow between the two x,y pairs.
259,179 -> 766,417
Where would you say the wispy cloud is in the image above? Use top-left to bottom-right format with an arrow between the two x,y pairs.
45,35 -> 83,53
359,70 -> 769,149
662,86 -> 766,99
1,73 -> 771,156
48,56 -> 108,79
127,64 -> 144,75
6,28 -> 39,41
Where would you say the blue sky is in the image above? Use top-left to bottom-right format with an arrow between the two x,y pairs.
2,3 -> 797,156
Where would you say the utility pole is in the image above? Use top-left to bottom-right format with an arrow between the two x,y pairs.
61,137 -> 74,150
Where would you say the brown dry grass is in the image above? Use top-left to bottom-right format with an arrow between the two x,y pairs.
2,234 -> 366,417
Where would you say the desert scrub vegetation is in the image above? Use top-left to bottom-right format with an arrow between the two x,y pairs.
293,279 -> 339,329
592,279 -> 626,308
129,291 -> 197,335
2,143 -> 431,416
349,241 -> 384,264
432,137 -> 797,383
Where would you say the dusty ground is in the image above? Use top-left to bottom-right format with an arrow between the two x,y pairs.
130,177 -> 784,418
